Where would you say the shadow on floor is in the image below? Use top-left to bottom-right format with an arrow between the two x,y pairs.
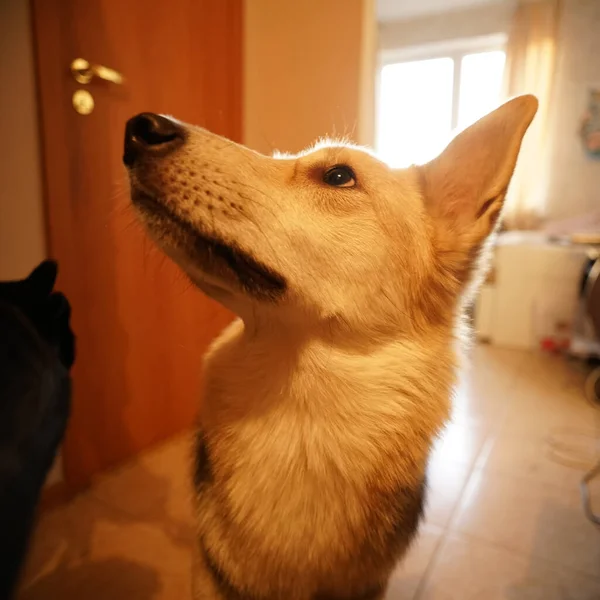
19,559 -> 160,600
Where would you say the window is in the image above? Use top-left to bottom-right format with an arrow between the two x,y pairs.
377,42 -> 506,168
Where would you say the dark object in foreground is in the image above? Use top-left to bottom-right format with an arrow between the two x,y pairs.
0,261 -> 74,599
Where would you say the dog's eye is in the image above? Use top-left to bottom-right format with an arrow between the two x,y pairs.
323,165 -> 356,188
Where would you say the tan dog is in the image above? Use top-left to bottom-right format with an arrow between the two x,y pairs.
124,96 -> 537,599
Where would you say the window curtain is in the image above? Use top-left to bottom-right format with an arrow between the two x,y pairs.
502,0 -> 561,229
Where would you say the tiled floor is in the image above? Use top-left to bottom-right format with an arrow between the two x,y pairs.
18,345 -> 600,599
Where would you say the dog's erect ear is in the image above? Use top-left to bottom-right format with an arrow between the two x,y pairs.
419,95 -> 538,243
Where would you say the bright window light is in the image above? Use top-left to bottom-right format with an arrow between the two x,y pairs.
377,48 -> 506,168
378,58 -> 454,169
458,51 -> 506,131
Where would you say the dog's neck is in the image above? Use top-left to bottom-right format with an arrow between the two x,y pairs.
202,316 -> 455,463
199,315 -> 456,506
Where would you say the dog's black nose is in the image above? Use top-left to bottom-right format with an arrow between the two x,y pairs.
123,113 -> 185,167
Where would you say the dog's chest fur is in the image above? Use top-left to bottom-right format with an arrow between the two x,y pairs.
193,320 -> 455,599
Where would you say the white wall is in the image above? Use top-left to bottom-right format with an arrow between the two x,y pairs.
244,0 -> 376,154
0,0 -> 47,280
378,0 -> 510,22
379,1 -> 514,50
0,0 -> 63,487
543,0 -> 600,220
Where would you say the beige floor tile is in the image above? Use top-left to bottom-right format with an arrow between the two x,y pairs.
19,493 -> 114,589
88,521 -> 192,600
424,459 -> 472,529
20,560 -> 162,600
451,469 -> 600,577
468,344 -> 530,380
18,344 -> 600,598
451,346 -> 523,428
20,520 -> 192,600
19,435 -> 197,599
449,387 -> 510,430
500,381 -> 600,438
465,345 -> 526,393
514,352 -> 588,393
477,426 -> 599,489
385,524 -> 444,600
19,490 -> 194,600
88,433 -> 196,543
430,420 -> 490,471
420,533 -> 600,600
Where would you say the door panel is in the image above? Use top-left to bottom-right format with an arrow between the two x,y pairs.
31,0 -> 241,486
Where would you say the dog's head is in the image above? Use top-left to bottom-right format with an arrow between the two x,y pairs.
124,96 -> 537,338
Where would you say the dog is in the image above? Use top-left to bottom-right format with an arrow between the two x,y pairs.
124,95 -> 537,599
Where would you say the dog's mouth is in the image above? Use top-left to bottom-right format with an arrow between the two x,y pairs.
132,189 -> 287,299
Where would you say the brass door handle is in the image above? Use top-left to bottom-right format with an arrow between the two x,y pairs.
71,58 -> 124,85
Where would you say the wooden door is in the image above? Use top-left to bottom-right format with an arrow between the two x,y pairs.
31,0 -> 240,487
